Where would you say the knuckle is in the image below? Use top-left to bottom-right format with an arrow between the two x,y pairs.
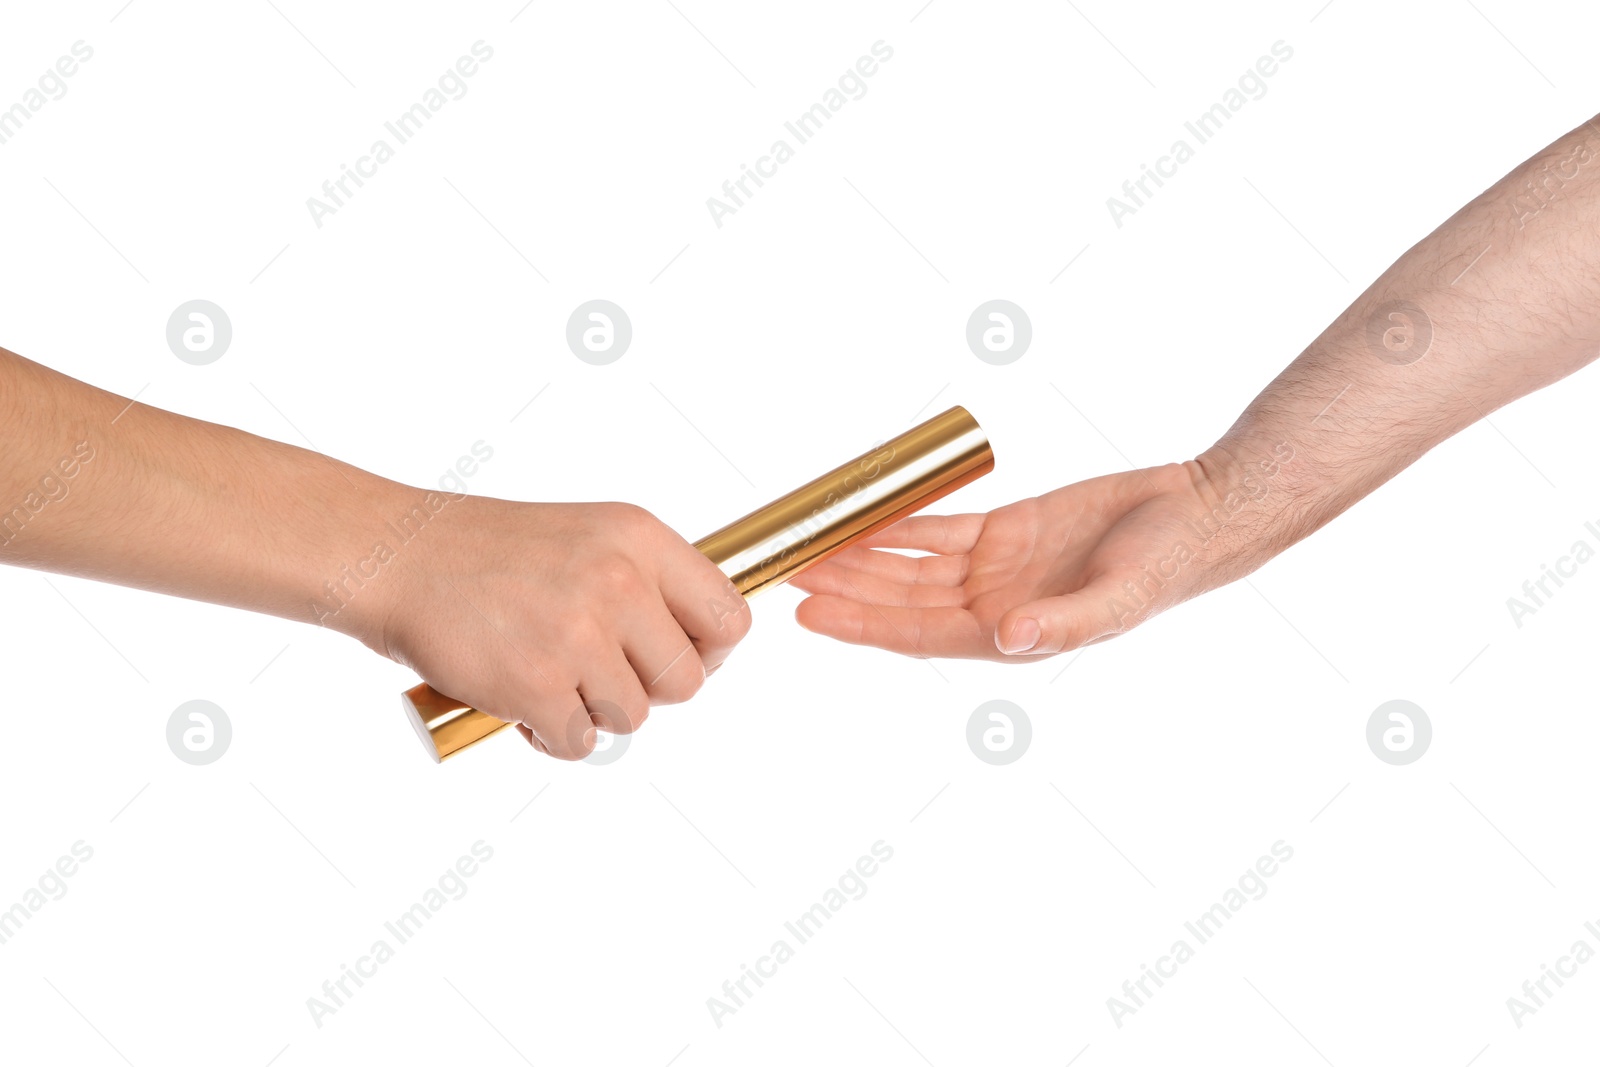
540,706 -> 595,760
722,601 -> 753,641
590,555 -> 646,601
600,500 -> 657,535
704,588 -> 752,642
651,664 -> 703,706
521,729 -> 549,755
607,696 -> 650,734
560,613 -> 609,654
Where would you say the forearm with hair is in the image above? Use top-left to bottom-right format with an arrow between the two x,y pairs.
1200,113 -> 1600,557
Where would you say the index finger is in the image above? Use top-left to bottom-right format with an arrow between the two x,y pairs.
658,544 -> 752,672
859,513 -> 986,555
795,593 -> 989,660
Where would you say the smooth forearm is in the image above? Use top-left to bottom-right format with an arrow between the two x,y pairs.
0,346 -> 747,758
0,348 -> 419,643
1200,113 -> 1600,557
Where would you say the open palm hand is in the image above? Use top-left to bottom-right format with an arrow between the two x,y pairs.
793,461 -> 1260,660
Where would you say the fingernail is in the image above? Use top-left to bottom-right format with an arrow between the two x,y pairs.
1001,617 -> 1040,654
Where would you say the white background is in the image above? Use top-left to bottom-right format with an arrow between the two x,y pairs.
1,1 -> 1597,1063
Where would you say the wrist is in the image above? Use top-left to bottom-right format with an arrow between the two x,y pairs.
1188,434 -> 1311,575
293,473 -> 450,654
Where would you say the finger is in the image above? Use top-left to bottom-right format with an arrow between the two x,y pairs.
859,513 -> 986,554
623,601 -> 707,706
576,654 -> 652,735
794,544 -> 969,587
794,595 -> 986,659
515,723 -> 550,755
657,549 -> 752,673
995,573 -> 1139,656
790,560 -> 966,609
523,692 -> 596,761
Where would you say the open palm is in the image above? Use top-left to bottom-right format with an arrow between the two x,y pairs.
793,461 -> 1248,661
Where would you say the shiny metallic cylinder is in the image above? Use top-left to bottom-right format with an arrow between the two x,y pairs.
402,406 -> 994,761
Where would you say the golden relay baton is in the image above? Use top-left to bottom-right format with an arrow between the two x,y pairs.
401,405 -> 994,761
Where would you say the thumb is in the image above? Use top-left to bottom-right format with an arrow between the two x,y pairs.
995,576 -> 1149,656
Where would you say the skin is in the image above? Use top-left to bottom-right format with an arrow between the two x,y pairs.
4,119 -> 1594,741
795,112 -> 1600,660
0,350 -> 751,758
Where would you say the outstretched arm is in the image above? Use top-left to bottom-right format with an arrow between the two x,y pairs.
794,112 -> 1600,659
0,348 -> 749,756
